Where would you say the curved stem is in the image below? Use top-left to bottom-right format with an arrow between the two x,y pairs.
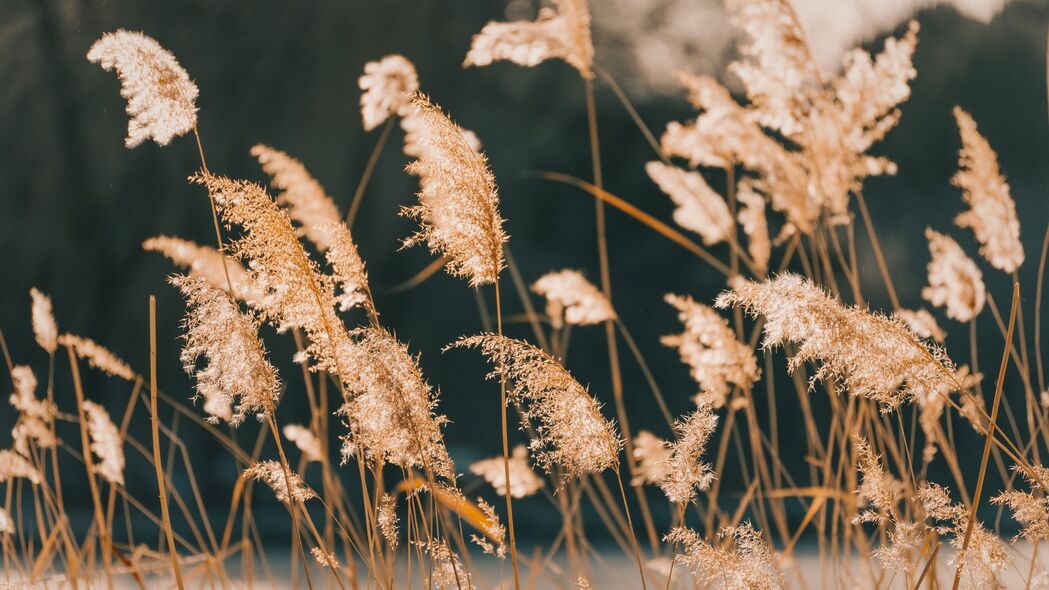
495,281 -> 522,590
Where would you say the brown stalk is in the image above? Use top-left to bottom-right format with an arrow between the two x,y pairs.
149,296 -> 185,590
952,282 -> 1019,590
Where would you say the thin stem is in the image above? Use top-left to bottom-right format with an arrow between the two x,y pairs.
348,116 -> 396,228
952,282 -> 1019,590
494,281 -> 522,590
150,296 -> 185,590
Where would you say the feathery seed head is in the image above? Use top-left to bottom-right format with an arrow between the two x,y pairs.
896,308 -> 946,344
143,236 -> 261,304
0,449 -> 42,484
646,162 -> 734,246
87,30 -> 198,147
59,334 -> 135,381
464,0 -> 594,79
452,334 -> 621,478
952,107 -> 1024,273
401,95 -> 507,286
173,275 -> 281,426
532,270 -> 614,329
378,493 -> 399,549
9,366 -> 56,456
335,327 -> 454,478
282,424 -> 323,463
252,145 -> 371,312
922,228 -> 986,322
667,522 -> 782,589
359,55 -> 419,131
469,444 -> 545,498
29,288 -> 58,354
717,274 -> 958,411
663,293 -> 759,408
82,400 -> 125,486
656,408 -> 719,504
244,461 -> 316,504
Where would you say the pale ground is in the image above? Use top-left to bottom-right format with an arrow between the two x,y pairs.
4,543 -> 1048,588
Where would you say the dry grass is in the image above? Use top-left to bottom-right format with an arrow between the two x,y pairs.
2,2 -> 1048,588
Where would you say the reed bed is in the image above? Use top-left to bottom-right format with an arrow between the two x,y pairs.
2,1 -> 1048,588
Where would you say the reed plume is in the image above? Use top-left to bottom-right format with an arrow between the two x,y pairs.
173,275 -> 281,426
58,334 -> 135,381
918,483 -> 1006,589
531,269 -> 615,329
717,273 -> 957,411
654,407 -> 718,504
282,424 -> 323,463
143,236 -> 260,303
451,334 -> 621,479
335,326 -> 454,478
922,228 -> 986,322
952,107 -> 1024,273
377,493 -> 399,549
244,461 -> 317,504
87,30 -> 198,147
666,522 -> 782,589
0,450 -> 42,484
29,288 -> 58,354
9,366 -> 56,456
645,161 -> 734,246
464,0 -> 594,79
82,400 -> 125,486
359,55 -> 419,131
252,144 -> 371,312
469,444 -> 545,498
401,95 -> 507,286
663,293 -> 759,408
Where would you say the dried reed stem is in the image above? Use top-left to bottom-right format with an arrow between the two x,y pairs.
150,296 -> 185,590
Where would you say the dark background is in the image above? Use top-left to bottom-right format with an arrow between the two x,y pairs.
2,0 -> 1048,544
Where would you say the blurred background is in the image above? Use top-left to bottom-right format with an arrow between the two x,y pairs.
1,0 -> 1048,546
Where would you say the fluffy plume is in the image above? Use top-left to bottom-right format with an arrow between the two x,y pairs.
663,293 -> 759,408
30,288 -> 58,354
992,465 -> 1049,543
87,30 -> 198,147
918,483 -> 1006,589
631,431 -> 671,486
0,450 -> 42,484
452,334 -> 621,478
716,274 -> 958,411
655,408 -> 719,504
82,401 -> 125,486
532,270 -> 615,329
402,95 -> 507,286
853,438 -> 902,526
662,9 -> 919,234
952,107 -> 1024,273
0,508 -> 13,534
359,55 -> 419,131
896,308 -> 946,344
244,461 -> 316,504
464,0 -> 594,79
646,161 -> 734,246
310,547 -> 340,569
282,424 -> 323,463
144,236 -> 260,303
9,366 -> 56,456
190,172 -> 356,395
737,180 -> 771,275
922,228 -> 985,323
667,523 -> 782,589
59,334 -> 135,381
173,275 -> 281,426
418,540 -> 475,590
335,327 -> 454,478
471,497 -> 508,558
252,144 -> 371,312
469,444 -> 545,498
377,493 -> 399,549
